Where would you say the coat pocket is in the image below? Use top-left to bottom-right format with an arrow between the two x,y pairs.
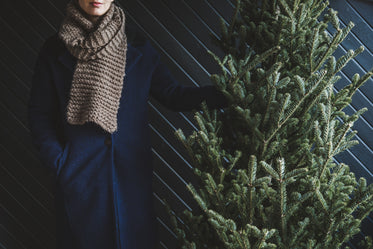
56,142 -> 70,178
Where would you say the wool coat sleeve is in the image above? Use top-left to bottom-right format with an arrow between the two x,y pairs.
149,56 -> 229,112
27,42 -> 64,172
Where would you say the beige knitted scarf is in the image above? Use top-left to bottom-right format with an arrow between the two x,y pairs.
58,0 -> 127,133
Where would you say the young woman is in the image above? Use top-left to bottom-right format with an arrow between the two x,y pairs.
27,0 -> 228,248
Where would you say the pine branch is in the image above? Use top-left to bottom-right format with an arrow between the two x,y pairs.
263,69 -> 328,155
318,120 -> 353,179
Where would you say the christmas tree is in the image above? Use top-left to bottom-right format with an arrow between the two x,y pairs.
164,0 -> 373,248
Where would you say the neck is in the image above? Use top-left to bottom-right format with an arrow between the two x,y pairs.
88,15 -> 100,24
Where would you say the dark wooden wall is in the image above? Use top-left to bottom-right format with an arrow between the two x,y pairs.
0,0 -> 371,248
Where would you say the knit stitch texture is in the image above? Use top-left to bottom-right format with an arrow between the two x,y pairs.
58,0 -> 127,133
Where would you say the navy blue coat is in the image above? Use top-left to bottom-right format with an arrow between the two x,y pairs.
27,32 -> 228,249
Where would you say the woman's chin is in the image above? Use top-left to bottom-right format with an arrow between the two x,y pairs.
87,10 -> 105,16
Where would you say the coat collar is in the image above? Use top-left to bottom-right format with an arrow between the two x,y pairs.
57,42 -> 143,75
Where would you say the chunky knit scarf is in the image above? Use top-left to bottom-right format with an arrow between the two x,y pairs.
58,0 -> 127,133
